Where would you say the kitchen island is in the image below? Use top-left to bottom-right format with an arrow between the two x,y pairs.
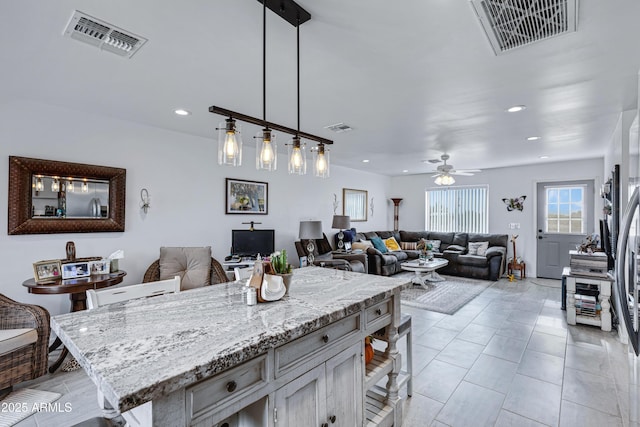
51,266 -> 410,426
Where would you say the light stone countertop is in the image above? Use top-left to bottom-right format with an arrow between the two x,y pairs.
50,266 -> 410,412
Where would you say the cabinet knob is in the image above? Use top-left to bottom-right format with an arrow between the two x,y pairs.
226,380 -> 237,393
375,308 -> 382,315
330,415 -> 337,423
322,334 -> 329,343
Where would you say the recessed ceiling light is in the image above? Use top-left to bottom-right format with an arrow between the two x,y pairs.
174,109 -> 191,116
539,155 -> 549,159
527,136 -> 541,141
506,105 -> 526,113
362,159 -> 370,163
402,170 -> 409,173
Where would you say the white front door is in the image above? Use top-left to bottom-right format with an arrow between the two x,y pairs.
536,180 -> 594,279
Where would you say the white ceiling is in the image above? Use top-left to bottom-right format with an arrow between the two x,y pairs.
2,1 -> 640,176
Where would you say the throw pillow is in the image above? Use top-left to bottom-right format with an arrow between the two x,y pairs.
352,240 -> 373,251
370,236 -> 388,253
425,239 -> 441,252
384,236 -> 401,251
160,246 -> 211,291
468,241 -> 489,256
400,241 -> 417,250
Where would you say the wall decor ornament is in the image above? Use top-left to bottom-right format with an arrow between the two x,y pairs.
333,193 -> 339,214
502,195 -> 526,211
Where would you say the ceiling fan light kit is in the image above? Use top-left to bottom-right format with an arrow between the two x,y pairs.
211,0 -> 332,176
430,153 -> 481,185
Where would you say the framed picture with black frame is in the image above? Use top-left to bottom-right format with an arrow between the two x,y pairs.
225,178 -> 268,215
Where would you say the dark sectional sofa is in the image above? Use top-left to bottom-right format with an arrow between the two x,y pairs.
353,230 -> 508,281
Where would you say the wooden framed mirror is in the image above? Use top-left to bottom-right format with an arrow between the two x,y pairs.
8,156 -> 126,235
343,188 -> 368,222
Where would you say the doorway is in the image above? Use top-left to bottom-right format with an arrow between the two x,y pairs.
536,180 -> 594,279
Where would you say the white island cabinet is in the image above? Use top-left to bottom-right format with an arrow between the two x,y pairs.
51,267 -> 410,427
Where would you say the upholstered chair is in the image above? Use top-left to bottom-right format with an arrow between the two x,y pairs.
142,247 -> 229,288
0,293 -> 50,396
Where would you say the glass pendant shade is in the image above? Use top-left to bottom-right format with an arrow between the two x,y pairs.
66,180 -> 74,192
256,129 -> 277,171
288,136 -> 307,175
51,178 -> 60,192
82,180 -> 89,192
217,118 -> 243,166
313,144 -> 330,178
35,177 -> 43,192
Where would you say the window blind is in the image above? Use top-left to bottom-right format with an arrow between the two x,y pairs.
425,186 -> 488,233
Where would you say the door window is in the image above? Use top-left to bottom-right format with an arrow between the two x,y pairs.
545,185 -> 585,234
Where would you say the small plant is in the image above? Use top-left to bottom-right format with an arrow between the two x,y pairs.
271,249 -> 292,274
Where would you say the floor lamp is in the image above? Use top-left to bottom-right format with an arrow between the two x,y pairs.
299,220 -> 323,265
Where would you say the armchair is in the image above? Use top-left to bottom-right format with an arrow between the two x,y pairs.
0,293 -> 50,396
295,233 -> 367,273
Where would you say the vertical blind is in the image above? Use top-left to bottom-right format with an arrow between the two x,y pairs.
344,191 -> 367,220
425,186 -> 489,233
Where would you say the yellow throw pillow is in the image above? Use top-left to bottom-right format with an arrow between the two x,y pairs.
384,236 -> 401,251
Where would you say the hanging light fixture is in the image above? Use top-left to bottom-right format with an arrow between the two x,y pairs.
210,0 -> 332,165
66,178 -> 75,192
35,177 -> 44,192
81,179 -> 89,192
51,177 -> 60,192
256,1 -> 277,171
217,117 -> 243,166
435,174 -> 455,186
313,143 -> 330,178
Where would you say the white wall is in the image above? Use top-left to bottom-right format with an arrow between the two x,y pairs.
390,158 -> 604,277
0,99 -> 391,315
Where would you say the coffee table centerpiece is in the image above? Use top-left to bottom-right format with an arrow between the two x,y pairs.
401,258 -> 449,287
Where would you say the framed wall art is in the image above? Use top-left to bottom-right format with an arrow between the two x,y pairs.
226,178 -> 268,215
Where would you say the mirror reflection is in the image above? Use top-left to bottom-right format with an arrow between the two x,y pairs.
32,175 -> 110,219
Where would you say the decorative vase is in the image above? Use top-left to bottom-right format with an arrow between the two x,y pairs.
278,273 -> 293,295
364,336 -> 375,364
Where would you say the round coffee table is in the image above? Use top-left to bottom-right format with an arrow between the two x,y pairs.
401,259 -> 449,287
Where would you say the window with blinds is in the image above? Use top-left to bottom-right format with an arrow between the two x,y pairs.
425,186 -> 489,233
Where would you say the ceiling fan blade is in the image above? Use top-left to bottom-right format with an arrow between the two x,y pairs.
450,171 -> 475,176
431,173 -> 441,178
457,169 -> 482,173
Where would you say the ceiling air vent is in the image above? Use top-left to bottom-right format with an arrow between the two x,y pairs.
63,11 -> 147,58
470,0 -> 578,55
324,123 -> 353,133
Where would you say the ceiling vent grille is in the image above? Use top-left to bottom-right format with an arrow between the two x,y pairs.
63,11 -> 147,58
470,0 -> 578,55
324,123 -> 353,133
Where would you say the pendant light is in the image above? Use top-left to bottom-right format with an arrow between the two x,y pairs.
288,18 -> 307,175
313,143 -> 330,178
217,117 -> 243,166
256,0 -> 277,171
51,178 -> 60,192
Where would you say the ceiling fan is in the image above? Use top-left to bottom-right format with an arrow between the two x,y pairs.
427,154 -> 481,185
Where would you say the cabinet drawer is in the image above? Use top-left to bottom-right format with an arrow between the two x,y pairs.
187,354 -> 268,425
275,314 -> 360,376
364,299 -> 391,332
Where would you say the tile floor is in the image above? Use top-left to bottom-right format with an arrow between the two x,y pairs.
11,276 -> 636,426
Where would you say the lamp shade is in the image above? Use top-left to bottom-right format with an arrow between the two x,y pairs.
299,220 -> 323,240
331,215 -> 351,230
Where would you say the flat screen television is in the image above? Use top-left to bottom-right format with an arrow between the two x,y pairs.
599,219 -> 614,270
231,229 -> 275,258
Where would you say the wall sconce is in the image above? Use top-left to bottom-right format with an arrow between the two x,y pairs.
140,188 -> 150,213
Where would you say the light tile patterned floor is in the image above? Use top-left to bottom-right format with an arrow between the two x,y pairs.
11,276 -> 634,426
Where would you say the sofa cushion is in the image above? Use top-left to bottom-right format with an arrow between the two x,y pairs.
458,254 -> 489,267
400,241 -> 417,250
399,231 -> 430,242
485,246 -> 505,259
468,241 -> 489,256
389,251 -> 409,262
364,231 -> 380,240
445,244 -> 466,253
352,240 -> 373,251
384,236 -> 401,251
370,237 -> 388,253
0,328 -> 38,356
160,246 -> 211,291
469,233 -> 508,248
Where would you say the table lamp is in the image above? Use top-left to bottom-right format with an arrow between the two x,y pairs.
299,220 -> 323,264
331,215 -> 351,250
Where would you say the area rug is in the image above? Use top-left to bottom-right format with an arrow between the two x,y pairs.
0,388 -> 62,427
398,273 -> 495,315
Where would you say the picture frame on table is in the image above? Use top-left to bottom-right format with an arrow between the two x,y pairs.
226,178 -> 268,215
344,241 -> 352,252
299,256 -> 308,268
33,259 -> 62,283
61,261 -> 91,280
89,259 -> 110,275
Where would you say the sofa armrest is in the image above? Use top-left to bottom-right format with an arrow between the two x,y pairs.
485,246 -> 505,259
334,252 -> 368,273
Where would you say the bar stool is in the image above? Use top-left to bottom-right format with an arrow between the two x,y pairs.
372,313 -> 412,396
